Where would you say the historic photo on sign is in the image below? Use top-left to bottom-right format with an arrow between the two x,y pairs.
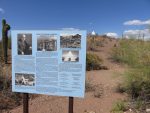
15,73 -> 35,86
17,34 -> 32,55
62,50 -> 79,62
60,34 -> 81,48
37,34 -> 57,51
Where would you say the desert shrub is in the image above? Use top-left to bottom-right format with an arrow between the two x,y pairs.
112,39 -> 139,66
0,68 -> 12,91
116,83 -> 126,93
86,53 -> 103,71
93,84 -> 103,98
85,80 -> 104,98
85,79 -> 95,92
111,100 -> 127,113
0,76 -> 8,91
95,40 -> 105,47
0,74 -> 22,111
112,39 -> 150,104
124,69 -> 150,99
0,90 -> 22,112
87,35 -> 106,50
0,74 -> 4,90
135,99 -> 145,110
112,39 -> 150,67
87,37 -> 94,50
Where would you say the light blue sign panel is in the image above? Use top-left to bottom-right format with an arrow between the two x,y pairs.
11,30 -> 86,98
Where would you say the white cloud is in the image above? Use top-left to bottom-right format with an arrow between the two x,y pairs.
105,32 -> 118,38
123,29 -> 150,40
124,19 -> 150,25
124,29 -> 149,35
0,8 -> 5,14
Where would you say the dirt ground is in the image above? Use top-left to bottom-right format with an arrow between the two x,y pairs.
9,38 -> 127,113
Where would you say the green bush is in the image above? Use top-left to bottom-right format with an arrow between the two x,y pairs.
112,39 -> 139,67
135,99 -> 144,110
124,69 -> 150,99
112,39 -> 150,100
111,100 -> 127,113
86,53 -> 103,71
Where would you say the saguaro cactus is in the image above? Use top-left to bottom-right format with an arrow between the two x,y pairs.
2,19 -> 10,64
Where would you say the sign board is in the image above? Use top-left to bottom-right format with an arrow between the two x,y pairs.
11,30 -> 86,98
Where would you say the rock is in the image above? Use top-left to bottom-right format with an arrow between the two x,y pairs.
146,109 -> 150,112
129,109 -> 132,112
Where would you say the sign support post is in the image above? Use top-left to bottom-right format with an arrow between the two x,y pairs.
69,97 -> 74,113
23,93 -> 29,113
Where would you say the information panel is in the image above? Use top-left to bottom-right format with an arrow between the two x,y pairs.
11,30 -> 86,98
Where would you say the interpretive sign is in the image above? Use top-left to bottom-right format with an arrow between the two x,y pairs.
11,30 -> 86,98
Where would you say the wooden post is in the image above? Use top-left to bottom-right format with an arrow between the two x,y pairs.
68,97 -> 74,113
23,93 -> 29,113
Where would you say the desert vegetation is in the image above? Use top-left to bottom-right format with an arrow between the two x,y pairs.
112,38 -> 150,112
111,100 -> 127,113
86,53 -> 103,71
85,79 -> 104,98
86,35 -> 109,71
87,34 -> 108,51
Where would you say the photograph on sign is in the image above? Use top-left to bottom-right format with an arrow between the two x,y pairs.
17,34 -> 32,55
60,34 -> 81,48
15,73 -> 35,86
62,50 -> 79,62
37,34 -> 57,51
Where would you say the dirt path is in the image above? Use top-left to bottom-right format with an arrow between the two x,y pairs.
10,38 -> 126,113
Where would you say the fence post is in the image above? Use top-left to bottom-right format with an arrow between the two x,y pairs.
23,93 -> 29,113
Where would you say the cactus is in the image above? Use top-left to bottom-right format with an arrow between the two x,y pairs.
2,19 -> 10,64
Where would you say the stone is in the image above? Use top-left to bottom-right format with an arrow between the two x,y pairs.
146,109 -> 150,112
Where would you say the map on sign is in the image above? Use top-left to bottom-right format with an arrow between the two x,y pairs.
11,30 -> 86,98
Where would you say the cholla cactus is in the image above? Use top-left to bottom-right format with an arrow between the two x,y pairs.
2,19 -> 10,64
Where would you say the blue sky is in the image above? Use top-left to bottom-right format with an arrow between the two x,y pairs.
0,0 -> 150,38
